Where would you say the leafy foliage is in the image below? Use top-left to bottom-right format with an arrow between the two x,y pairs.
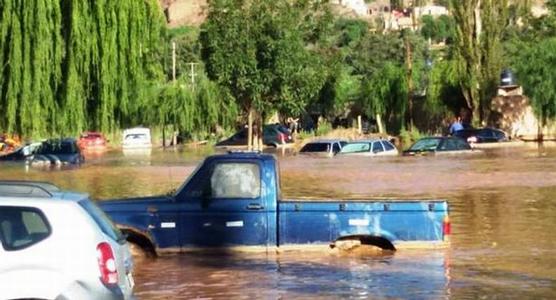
200,0 -> 329,119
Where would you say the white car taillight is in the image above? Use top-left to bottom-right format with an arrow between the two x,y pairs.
97,242 -> 118,285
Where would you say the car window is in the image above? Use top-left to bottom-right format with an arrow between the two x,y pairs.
37,141 -> 78,155
382,141 -> 395,151
340,143 -> 370,153
409,139 -> 440,151
440,139 -> 458,151
125,134 -> 147,140
332,143 -> 341,154
79,200 -> 126,244
372,142 -> 384,153
0,206 -> 51,251
210,163 -> 261,199
340,141 -> 347,147
455,138 -> 471,150
300,143 -> 329,153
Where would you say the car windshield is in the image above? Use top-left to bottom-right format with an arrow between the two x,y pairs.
300,143 -> 329,153
409,139 -> 440,151
83,133 -> 101,139
36,141 -> 78,155
79,199 -> 126,244
125,134 -> 147,140
340,143 -> 370,153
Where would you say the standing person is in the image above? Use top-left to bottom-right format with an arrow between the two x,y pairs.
287,117 -> 299,134
449,116 -> 464,135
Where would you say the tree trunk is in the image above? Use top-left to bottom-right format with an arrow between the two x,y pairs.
376,114 -> 385,134
248,108 -> 253,150
404,34 -> 414,131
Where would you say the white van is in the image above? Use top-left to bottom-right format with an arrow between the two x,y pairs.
122,127 -> 152,149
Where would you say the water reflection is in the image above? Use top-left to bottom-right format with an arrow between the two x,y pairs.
133,250 -> 452,300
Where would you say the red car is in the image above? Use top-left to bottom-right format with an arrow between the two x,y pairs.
78,132 -> 108,150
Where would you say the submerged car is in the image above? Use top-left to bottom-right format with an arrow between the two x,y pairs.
403,136 -> 472,156
299,139 -> 347,157
338,139 -> 399,157
0,142 -> 40,162
0,181 -> 135,300
216,124 -> 294,148
122,127 -> 152,149
31,138 -> 84,166
454,127 -> 509,144
78,131 -> 108,150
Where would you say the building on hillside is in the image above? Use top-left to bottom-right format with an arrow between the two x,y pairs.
413,5 -> 448,17
330,0 -> 371,16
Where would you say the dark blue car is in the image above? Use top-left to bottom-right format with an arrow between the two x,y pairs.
31,138 -> 84,166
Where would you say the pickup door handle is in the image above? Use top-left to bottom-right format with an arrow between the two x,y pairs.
246,203 -> 264,211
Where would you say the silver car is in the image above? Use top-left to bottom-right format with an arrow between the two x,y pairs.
338,139 -> 399,157
0,181 -> 135,300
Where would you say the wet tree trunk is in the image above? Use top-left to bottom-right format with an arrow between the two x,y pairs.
248,109 -> 253,150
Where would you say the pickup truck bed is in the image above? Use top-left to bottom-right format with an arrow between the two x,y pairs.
99,152 -> 450,255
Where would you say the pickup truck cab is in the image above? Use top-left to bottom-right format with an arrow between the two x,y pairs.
100,152 -> 450,255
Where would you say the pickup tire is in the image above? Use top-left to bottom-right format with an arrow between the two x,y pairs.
122,229 -> 157,258
333,235 -> 396,252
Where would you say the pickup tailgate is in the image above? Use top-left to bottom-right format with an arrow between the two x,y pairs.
278,200 -> 449,249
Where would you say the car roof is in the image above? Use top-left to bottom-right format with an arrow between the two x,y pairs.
305,139 -> 347,144
347,139 -> 391,143
43,137 -> 77,143
0,181 -> 89,204
209,151 -> 276,162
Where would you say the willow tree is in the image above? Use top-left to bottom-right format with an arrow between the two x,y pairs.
515,38 -> 556,131
200,0 -> 328,148
0,0 -> 63,136
450,0 -> 508,123
0,0 -> 166,138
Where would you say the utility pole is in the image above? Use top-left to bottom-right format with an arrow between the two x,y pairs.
188,62 -> 198,87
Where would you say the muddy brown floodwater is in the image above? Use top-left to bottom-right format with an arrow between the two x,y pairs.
1,144 -> 556,299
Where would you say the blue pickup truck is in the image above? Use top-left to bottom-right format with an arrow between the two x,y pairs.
99,152 -> 450,255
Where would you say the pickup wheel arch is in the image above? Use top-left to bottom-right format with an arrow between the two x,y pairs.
333,235 -> 396,251
121,227 -> 157,258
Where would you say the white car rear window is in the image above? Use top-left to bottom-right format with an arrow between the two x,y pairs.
79,200 -> 125,244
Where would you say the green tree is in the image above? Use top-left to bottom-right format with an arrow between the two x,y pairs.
450,0 -> 508,123
0,0 -> 166,137
514,38 -> 556,128
200,0 -> 329,147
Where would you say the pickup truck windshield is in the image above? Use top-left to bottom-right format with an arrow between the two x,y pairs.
210,163 -> 260,198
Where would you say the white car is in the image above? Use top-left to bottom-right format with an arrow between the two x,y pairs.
122,127 -> 152,149
0,181 -> 135,300
299,139 -> 348,157
338,139 -> 399,156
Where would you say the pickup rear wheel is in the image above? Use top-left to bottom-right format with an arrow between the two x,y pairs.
333,235 -> 396,252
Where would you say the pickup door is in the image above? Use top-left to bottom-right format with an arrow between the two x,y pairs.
175,157 -> 277,248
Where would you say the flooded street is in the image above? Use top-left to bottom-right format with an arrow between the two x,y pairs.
1,144 -> 556,299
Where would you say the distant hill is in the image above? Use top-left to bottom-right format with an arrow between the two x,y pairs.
159,0 -> 206,27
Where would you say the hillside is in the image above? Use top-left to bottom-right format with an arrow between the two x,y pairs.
160,0 -> 206,27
